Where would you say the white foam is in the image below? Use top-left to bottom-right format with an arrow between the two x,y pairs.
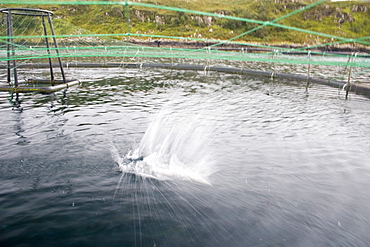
112,99 -> 218,185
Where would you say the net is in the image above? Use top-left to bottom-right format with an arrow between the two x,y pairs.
0,0 -> 369,92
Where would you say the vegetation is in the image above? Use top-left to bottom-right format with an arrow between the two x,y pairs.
1,0 -> 369,45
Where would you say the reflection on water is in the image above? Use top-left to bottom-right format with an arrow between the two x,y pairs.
1,66 -> 370,247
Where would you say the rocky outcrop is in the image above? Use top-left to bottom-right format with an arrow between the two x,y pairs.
302,4 -> 366,27
334,11 -> 354,26
351,5 -> 368,13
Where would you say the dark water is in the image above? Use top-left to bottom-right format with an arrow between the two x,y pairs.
1,67 -> 370,247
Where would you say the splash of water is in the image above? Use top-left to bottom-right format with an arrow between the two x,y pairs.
112,101 -> 218,185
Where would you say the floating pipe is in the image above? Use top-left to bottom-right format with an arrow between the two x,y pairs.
0,80 -> 80,93
1,62 -> 370,97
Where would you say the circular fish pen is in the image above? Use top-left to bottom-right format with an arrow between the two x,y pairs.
0,2 -> 369,96
2,64 -> 370,247
1,1 -> 370,247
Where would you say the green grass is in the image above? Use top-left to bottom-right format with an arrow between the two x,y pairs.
1,0 -> 369,45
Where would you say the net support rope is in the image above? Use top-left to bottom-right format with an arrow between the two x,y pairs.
0,0 -> 369,81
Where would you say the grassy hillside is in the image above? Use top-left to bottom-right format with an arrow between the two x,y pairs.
1,0 -> 369,45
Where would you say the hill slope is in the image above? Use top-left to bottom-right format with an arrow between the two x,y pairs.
1,0 -> 369,45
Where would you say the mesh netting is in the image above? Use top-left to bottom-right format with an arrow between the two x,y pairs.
0,0 -> 369,89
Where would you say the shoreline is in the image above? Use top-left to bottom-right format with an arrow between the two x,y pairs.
12,36 -> 370,55
128,39 -> 370,55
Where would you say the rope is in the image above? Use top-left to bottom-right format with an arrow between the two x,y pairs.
0,0 -> 369,69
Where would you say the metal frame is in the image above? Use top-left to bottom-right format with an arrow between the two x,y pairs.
1,8 -> 66,87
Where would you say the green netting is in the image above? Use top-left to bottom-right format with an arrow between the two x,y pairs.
0,0 -> 369,70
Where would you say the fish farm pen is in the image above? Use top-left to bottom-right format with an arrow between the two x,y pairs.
0,0 -> 369,97
1,1 -> 370,247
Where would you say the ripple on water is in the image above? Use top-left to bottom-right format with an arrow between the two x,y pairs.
1,66 -> 370,247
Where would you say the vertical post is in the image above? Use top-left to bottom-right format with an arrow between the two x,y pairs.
205,47 -> 210,76
125,0 -> 130,36
240,49 -> 245,76
306,63 -> 311,91
271,49 -> 277,80
345,66 -> 352,100
306,51 -> 311,92
6,10 -> 11,84
344,52 -> 356,100
42,15 -> 55,84
7,10 -> 18,87
47,13 -> 66,83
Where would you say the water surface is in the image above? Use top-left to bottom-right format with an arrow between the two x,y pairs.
1,66 -> 370,247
